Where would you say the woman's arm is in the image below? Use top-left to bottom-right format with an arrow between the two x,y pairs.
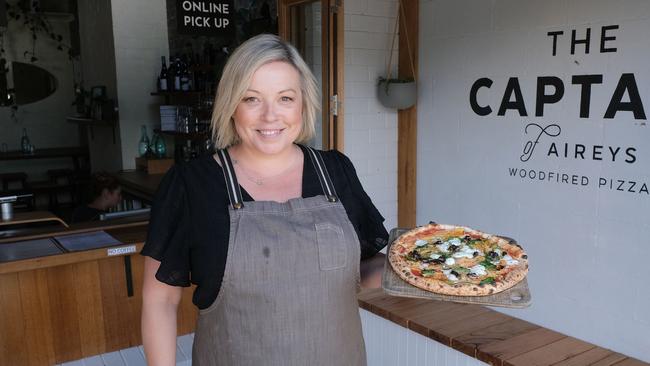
360,252 -> 385,288
142,256 -> 183,366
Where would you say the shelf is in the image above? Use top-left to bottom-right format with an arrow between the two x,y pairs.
66,116 -> 115,126
67,117 -> 117,143
150,91 -> 202,97
155,129 -> 209,140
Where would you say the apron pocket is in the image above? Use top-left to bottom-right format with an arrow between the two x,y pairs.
315,223 -> 347,270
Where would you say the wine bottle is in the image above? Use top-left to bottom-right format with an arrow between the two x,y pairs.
159,56 -> 168,91
180,56 -> 190,92
174,57 -> 182,91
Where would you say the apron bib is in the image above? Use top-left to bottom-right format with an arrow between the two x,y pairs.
192,146 -> 366,366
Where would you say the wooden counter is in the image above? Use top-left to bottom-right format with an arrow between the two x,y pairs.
358,288 -> 648,366
0,221 -> 197,366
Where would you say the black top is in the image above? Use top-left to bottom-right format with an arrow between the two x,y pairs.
71,205 -> 105,223
141,147 -> 389,309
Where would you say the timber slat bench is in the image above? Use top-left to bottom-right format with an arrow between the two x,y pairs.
358,288 -> 648,366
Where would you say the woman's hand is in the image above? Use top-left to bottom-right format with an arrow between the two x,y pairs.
142,257 -> 183,366
360,253 -> 385,288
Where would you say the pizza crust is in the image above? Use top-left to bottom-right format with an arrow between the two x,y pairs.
388,224 -> 529,296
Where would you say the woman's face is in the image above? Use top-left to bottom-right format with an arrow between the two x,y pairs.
104,187 -> 122,208
232,61 -> 303,156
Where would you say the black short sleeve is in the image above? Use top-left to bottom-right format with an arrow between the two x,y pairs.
324,150 -> 389,259
141,164 -> 191,287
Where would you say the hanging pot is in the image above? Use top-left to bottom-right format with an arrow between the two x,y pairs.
377,79 -> 417,110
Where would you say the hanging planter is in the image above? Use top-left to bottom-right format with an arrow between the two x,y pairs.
378,0 -> 417,110
377,77 -> 416,110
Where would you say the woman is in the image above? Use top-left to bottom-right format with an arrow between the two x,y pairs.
141,34 -> 388,366
70,172 -> 122,223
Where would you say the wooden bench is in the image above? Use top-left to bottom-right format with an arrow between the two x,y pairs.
358,288 -> 648,366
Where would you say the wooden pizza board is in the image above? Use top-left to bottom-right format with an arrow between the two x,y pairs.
382,228 -> 532,308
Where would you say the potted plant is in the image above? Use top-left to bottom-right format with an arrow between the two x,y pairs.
377,0 -> 417,110
377,76 -> 416,110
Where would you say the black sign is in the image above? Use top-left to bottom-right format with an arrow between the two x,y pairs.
176,0 -> 234,37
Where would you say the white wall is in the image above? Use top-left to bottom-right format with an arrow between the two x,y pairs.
417,0 -> 650,361
111,0 -> 169,169
0,14 -> 80,180
344,0 -> 400,231
361,309 -> 488,366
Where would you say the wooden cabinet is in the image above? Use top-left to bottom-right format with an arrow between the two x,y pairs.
0,227 -> 197,366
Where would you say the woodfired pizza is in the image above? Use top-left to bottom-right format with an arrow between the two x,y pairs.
388,224 -> 529,296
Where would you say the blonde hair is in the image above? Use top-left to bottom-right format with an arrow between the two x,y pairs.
211,34 -> 320,149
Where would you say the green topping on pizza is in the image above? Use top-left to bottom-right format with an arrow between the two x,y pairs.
479,277 -> 496,286
421,269 -> 437,277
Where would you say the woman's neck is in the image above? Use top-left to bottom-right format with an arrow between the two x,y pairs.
229,144 -> 300,175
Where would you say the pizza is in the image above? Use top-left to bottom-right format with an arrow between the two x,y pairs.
388,223 -> 528,296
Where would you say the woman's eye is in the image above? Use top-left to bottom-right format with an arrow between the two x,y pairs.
280,96 -> 294,102
243,96 -> 258,103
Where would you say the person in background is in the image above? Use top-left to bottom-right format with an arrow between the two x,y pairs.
141,34 -> 388,366
71,172 -> 122,223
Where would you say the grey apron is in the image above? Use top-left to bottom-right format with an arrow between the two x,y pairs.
192,146 -> 366,366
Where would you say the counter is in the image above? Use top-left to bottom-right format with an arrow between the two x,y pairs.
358,288 -> 648,366
0,219 -> 197,366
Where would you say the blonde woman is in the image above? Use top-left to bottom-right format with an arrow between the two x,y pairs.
141,34 -> 387,366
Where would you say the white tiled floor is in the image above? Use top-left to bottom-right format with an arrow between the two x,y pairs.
57,334 -> 194,366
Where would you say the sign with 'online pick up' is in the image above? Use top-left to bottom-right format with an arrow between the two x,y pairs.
176,0 -> 233,37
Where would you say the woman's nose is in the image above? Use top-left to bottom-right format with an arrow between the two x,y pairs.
262,101 -> 278,122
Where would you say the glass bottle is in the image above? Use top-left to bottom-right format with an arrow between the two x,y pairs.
174,57 -> 182,91
159,56 -> 168,91
153,132 -> 166,158
21,128 -> 31,154
138,125 -> 150,157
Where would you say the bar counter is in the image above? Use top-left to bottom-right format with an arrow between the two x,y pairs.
0,218 -> 197,366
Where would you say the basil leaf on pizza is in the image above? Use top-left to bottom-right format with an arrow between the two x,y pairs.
388,223 -> 529,296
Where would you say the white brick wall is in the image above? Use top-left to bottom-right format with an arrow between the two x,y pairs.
345,0 -> 400,231
112,0 -> 169,169
361,309 -> 488,366
417,0 -> 650,362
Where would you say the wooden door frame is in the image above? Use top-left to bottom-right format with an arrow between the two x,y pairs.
278,0 -> 345,151
397,0 -> 418,227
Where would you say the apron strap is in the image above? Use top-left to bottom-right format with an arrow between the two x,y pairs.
217,149 -> 245,209
303,146 -> 339,202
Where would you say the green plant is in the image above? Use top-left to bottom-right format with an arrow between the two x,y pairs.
0,1 -> 80,114
4,0 -> 75,62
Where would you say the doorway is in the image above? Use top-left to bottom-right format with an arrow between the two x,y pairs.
278,0 -> 344,151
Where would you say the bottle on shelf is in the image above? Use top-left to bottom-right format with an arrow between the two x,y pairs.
20,128 -> 31,154
153,132 -> 167,158
138,125 -> 150,157
173,57 -> 182,91
158,56 -> 168,91
180,57 -> 191,92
